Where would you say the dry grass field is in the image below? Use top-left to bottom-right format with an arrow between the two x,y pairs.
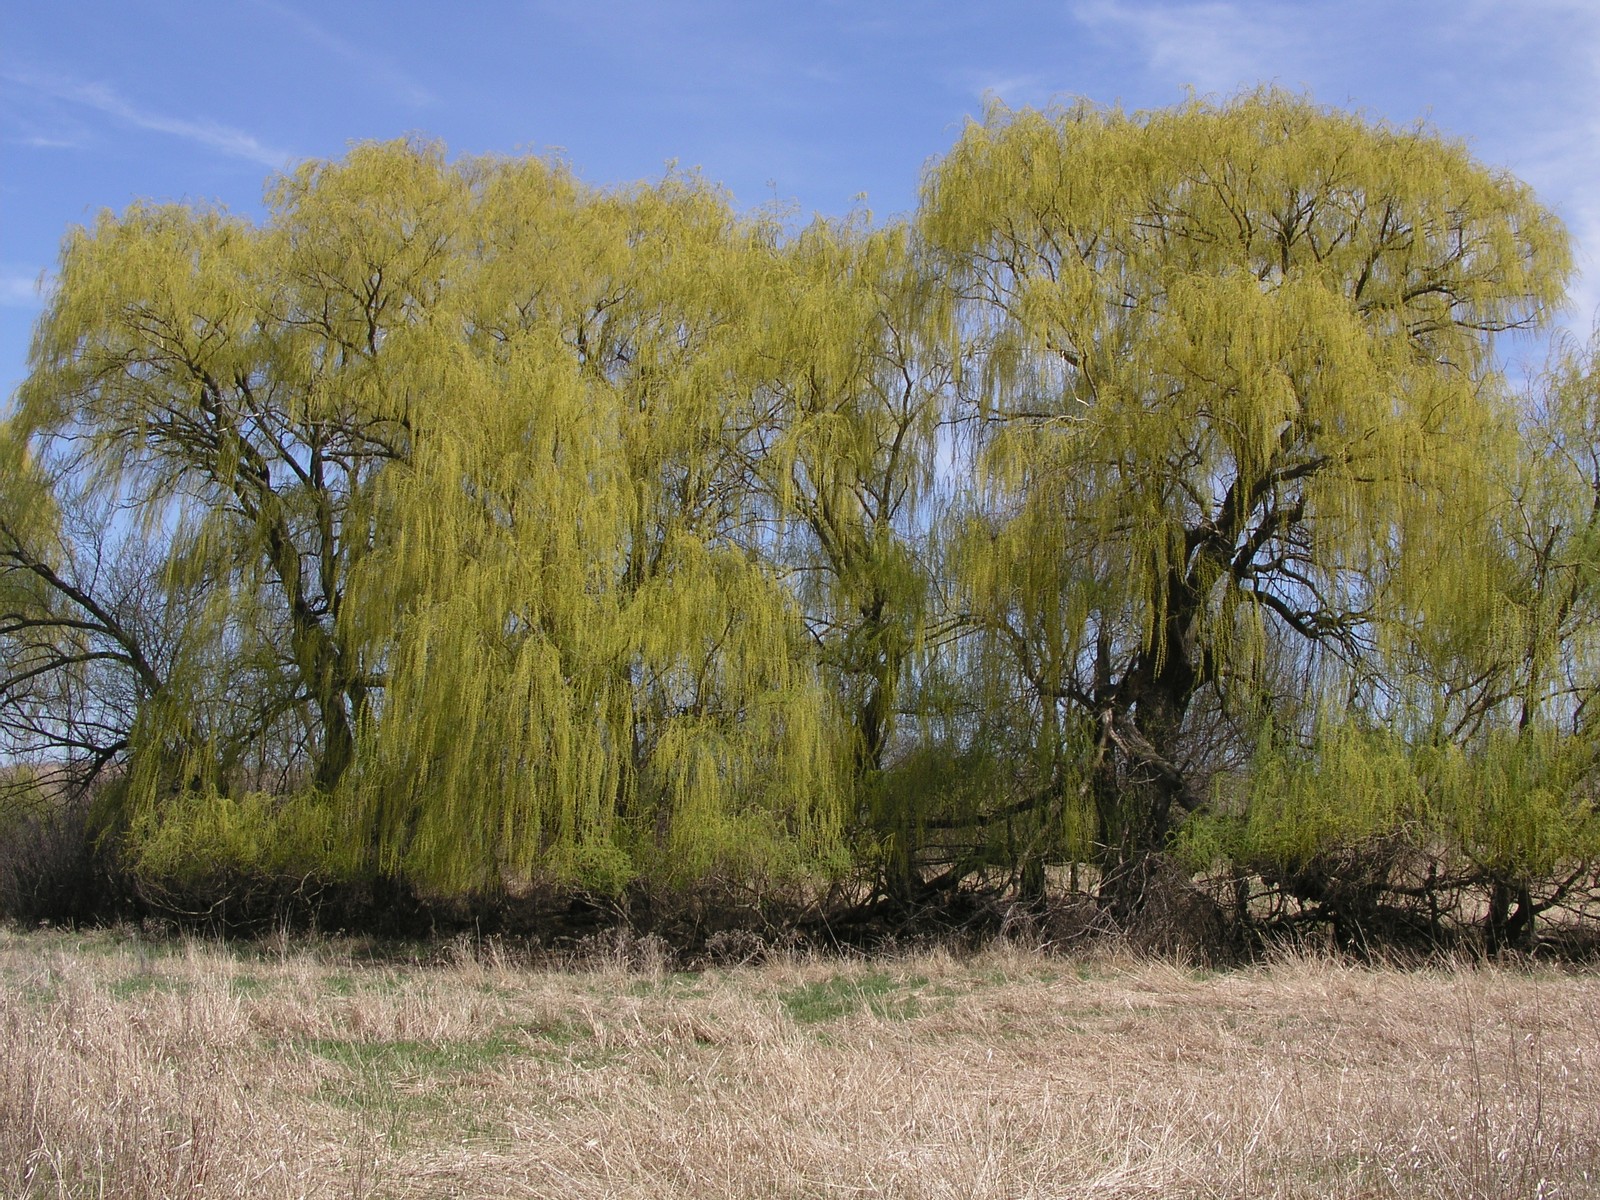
1,925 -> 1597,1199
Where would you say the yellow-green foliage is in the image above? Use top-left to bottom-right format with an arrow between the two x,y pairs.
919,89 -> 1571,870
1430,730 -> 1600,879
13,140 -> 852,899
1230,723 -> 1430,869
926,89 -> 1565,671
748,217 -> 952,815
0,765 -> 46,832
127,789 -> 344,888
1402,334 -> 1600,737
1206,721 -> 1600,881
7,95 -> 1596,916
340,156 -> 849,893
0,429 -> 71,741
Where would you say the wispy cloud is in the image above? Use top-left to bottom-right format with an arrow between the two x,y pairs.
252,0 -> 434,108
0,270 -> 51,309
962,72 -> 1057,108
1069,0 -> 1307,96
17,134 -> 84,149
6,71 -> 292,168
1439,0 -> 1600,334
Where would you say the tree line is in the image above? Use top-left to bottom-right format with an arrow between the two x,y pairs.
4,89 -> 1597,954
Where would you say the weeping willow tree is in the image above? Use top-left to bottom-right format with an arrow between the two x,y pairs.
4,143 -> 468,902
6,102 -> 1596,942
918,90 -> 1571,917
1164,336 -> 1600,952
349,153 -> 850,895
1373,334 -> 1600,949
6,140 -> 851,907
740,218 -> 977,901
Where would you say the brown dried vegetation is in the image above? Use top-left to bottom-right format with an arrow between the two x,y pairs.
3,926 -> 1597,1198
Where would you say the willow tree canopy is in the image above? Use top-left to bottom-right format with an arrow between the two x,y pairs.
2,94 -> 1591,936
918,90 -> 1570,903
10,142 -> 850,895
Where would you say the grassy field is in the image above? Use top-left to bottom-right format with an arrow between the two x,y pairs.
2,926 -> 1597,1199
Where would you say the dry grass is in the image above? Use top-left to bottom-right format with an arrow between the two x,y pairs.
2,927 -> 1597,1199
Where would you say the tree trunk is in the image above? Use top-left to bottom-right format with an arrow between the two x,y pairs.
1095,677 -> 1190,926
1485,877 -> 1536,954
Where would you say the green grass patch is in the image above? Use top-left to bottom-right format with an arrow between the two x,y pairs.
321,971 -> 358,996
514,1016 -> 585,1050
227,972 -> 269,997
1,977 -> 59,1008
779,971 -> 930,1024
626,971 -> 707,998
305,1031 -> 525,1080
108,974 -> 188,1001
302,1031 -> 529,1145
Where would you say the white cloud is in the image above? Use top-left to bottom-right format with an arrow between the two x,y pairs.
6,71 -> 292,169
0,271 -> 51,309
1063,0 -> 1600,335
1068,0 -> 1307,97
1443,0 -> 1600,335
962,72 -> 1056,108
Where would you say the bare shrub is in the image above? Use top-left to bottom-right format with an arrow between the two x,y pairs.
0,784 -> 102,924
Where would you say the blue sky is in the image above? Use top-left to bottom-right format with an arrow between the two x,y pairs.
3,0 -> 1598,403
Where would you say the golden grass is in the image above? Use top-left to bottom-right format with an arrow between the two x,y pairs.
2,927 -> 1596,1198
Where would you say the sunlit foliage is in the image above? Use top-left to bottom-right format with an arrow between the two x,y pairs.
3,93 -> 1597,949
919,89 -> 1572,913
